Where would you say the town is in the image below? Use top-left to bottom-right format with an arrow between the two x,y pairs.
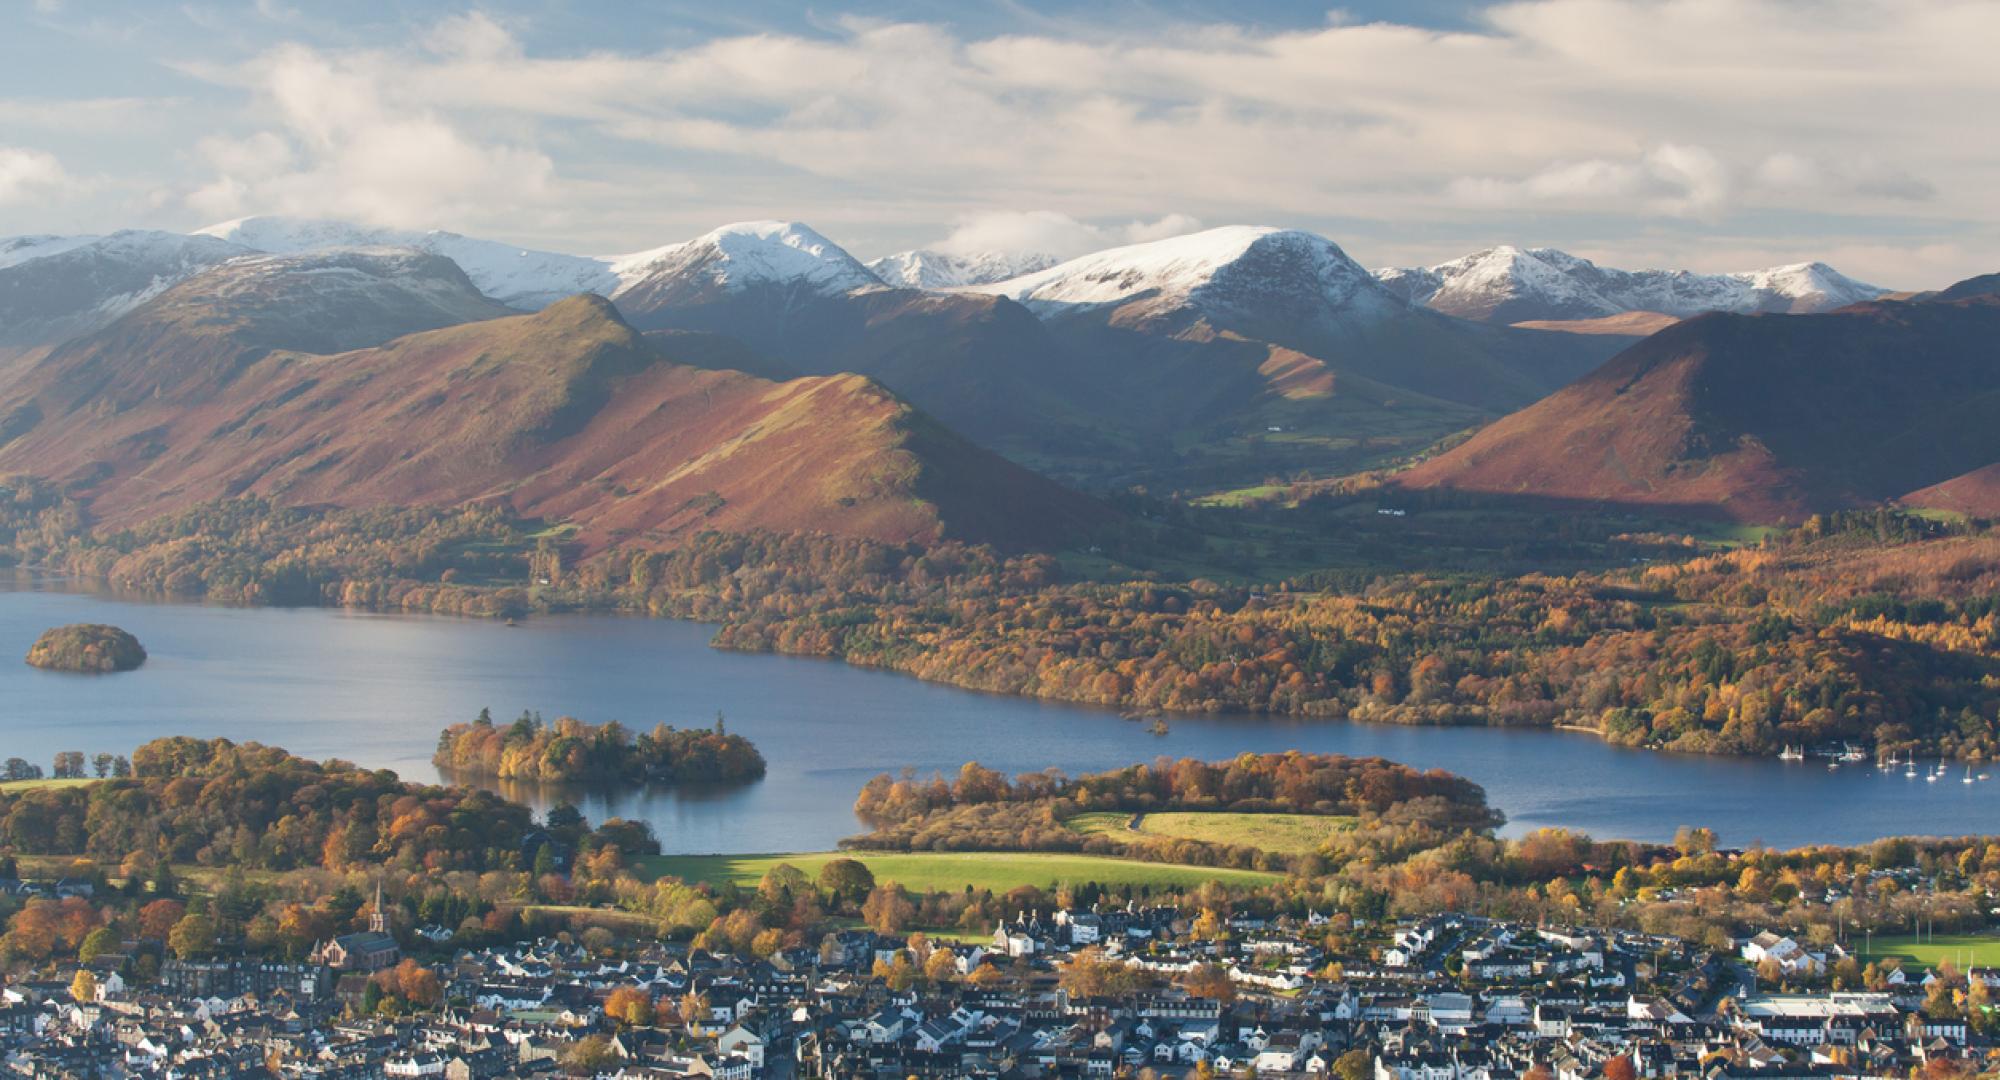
5,884 -> 1991,1079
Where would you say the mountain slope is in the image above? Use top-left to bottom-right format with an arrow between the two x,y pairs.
1397,290 -> 2000,520
2,249 -> 514,425
0,231 -> 251,346
0,285 -> 1109,553
975,227 -> 1619,407
867,249 -> 1059,289
1377,247 -> 1884,324
195,215 -> 621,309
608,224 -> 1104,456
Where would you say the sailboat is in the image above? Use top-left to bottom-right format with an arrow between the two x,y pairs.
1964,765 -> 1976,785
1778,746 -> 1804,761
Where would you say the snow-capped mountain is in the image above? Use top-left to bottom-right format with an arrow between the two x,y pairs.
1376,246 -> 1884,324
195,216 -> 620,310
867,249 -> 1060,290
974,226 -> 1405,332
0,230 -> 250,346
177,248 -> 513,345
609,221 -> 882,305
0,234 -> 103,271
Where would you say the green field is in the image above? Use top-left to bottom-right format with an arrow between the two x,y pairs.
0,777 -> 98,792
637,850 -> 1281,893
1064,810 -> 1353,856
1864,934 -> 2000,971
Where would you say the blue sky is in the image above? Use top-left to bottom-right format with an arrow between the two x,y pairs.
3,0 -> 1994,287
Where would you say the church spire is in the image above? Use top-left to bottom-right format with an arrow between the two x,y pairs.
369,880 -> 386,934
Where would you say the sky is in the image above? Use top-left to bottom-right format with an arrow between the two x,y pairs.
2,0 -> 1995,288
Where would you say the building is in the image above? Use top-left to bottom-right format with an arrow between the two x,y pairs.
312,883 -> 402,973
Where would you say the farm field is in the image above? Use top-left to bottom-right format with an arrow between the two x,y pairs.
637,850 -> 1281,893
1064,810 -> 1354,856
1863,933 -> 2000,971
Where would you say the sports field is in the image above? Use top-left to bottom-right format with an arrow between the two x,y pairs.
1863,933 -> 2000,970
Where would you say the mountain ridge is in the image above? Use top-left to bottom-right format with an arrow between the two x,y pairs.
0,278 -> 1111,553
1376,246 -> 1883,324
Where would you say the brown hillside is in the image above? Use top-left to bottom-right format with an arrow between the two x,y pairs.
1398,295 -> 2000,521
1509,311 -> 1680,336
1904,464 -> 2000,518
0,293 -> 1112,553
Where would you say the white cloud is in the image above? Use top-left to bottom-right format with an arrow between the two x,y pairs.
182,41 -> 556,230
1449,144 -> 1732,219
933,210 -> 1203,258
39,1 -> 2000,285
0,146 -> 67,206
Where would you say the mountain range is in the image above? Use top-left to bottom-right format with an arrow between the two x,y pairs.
1376,246 -> 1883,325
1,210 -> 1974,554
0,249 -> 1107,552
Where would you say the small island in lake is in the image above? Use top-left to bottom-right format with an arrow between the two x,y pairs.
24,623 -> 147,673
435,709 -> 765,785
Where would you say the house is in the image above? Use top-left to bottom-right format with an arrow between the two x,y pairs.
1741,932 -> 1824,978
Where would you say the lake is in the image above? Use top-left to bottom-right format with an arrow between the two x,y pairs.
3,585 -> 1994,853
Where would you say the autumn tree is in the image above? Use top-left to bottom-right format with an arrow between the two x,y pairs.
923,947 -> 959,984
818,858 -> 875,906
862,882 -> 915,934
605,986 -> 654,1027
167,912 -> 218,959
1179,962 -> 1235,1001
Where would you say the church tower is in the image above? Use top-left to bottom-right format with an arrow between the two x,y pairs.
369,881 -> 386,934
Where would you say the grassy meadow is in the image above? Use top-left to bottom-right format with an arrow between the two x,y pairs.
1064,810 -> 1353,857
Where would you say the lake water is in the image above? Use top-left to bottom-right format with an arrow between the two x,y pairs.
3,585 -> 1994,853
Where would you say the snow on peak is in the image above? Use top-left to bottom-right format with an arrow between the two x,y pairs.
1729,261 -> 1881,312
194,215 -> 618,310
0,230 -> 256,346
1376,247 -> 1885,322
609,220 -> 881,296
0,233 -> 105,271
973,226 -> 1398,328
867,248 -> 1061,290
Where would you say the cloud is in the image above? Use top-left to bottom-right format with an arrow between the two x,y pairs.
933,211 -> 1203,258
51,1 -> 2000,284
1751,153 -> 1936,203
182,42 -> 556,229
0,146 -> 67,206
1449,144 -> 1732,219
